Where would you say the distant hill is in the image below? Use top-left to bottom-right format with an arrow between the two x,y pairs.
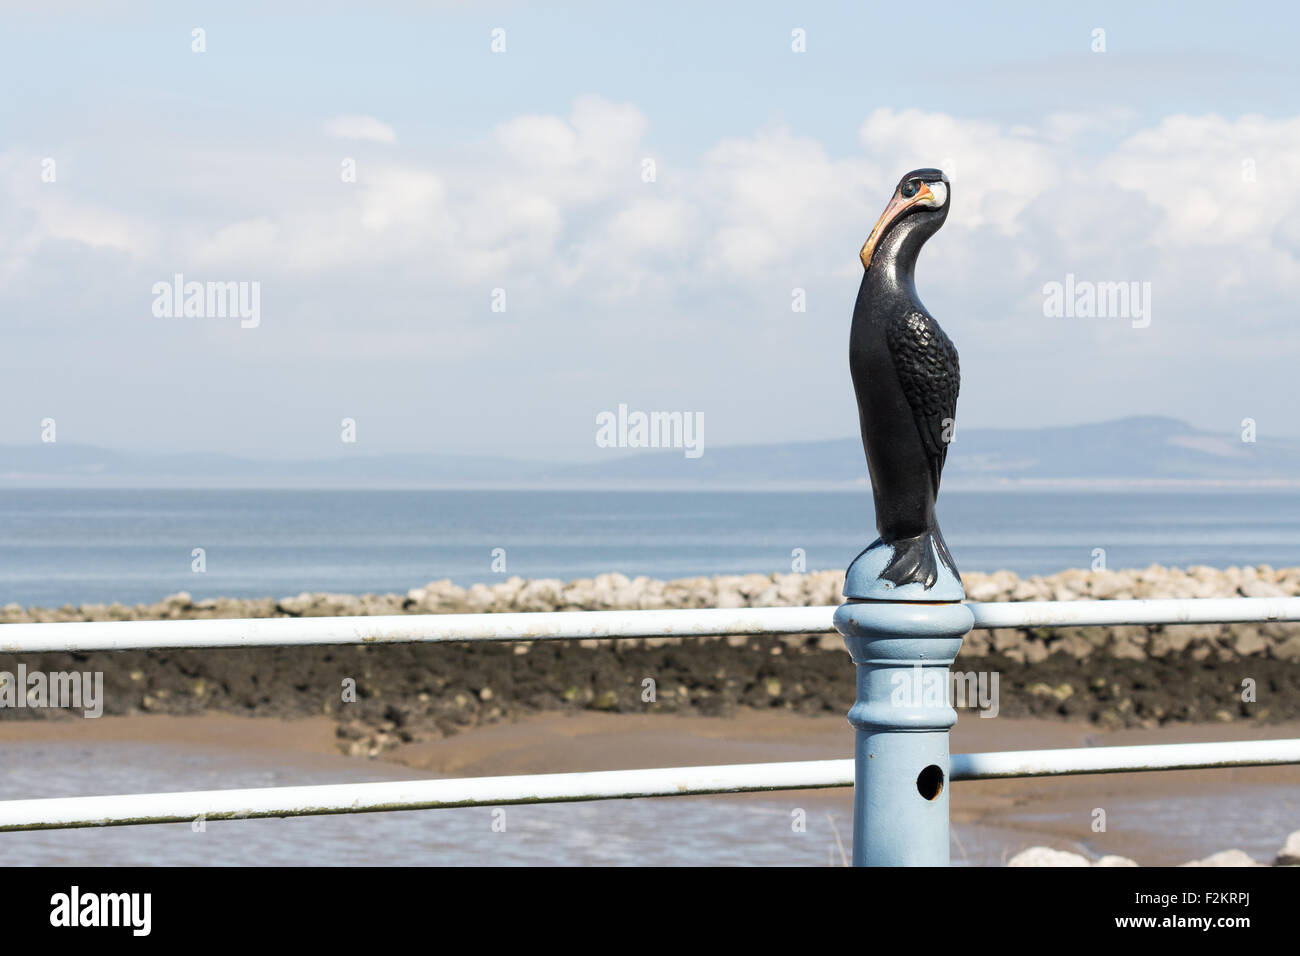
0,445 -> 542,488
2,417 -> 1297,488
948,417 -> 1300,483
538,416 -> 1300,487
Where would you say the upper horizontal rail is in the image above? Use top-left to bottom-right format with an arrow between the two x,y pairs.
1,738 -> 1296,832
968,597 -> 1300,629
0,597 -> 1297,654
0,606 -> 829,654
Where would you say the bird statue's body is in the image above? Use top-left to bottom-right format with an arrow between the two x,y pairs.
845,168 -> 963,601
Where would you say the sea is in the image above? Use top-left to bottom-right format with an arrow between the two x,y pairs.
2,487 -> 1298,608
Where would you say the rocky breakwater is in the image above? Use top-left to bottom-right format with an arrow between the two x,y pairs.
2,565 -> 1299,755
6,563 -> 1298,663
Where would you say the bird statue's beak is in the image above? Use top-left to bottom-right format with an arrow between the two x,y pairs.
860,183 -> 935,271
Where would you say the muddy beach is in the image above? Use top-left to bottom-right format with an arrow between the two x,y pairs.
3,711 -> 1298,866
5,637 -> 1300,759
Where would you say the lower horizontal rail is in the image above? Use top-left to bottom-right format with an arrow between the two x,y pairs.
2,597 -> 1298,653
949,737 -> 1300,779
0,758 -> 851,832
1,739 -> 1296,832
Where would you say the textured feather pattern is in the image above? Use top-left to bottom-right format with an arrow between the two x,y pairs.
885,309 -> 960,492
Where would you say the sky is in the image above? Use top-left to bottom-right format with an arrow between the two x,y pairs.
2,1 -> 1299,461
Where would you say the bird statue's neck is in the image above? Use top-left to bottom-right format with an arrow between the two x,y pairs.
865,215 -> 942,302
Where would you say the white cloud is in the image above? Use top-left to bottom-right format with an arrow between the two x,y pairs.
859,108 -> 1058,235
5,98 -> 1300,453
608,198 -> 692,252
357,165 -> 446,232
323,115 -> 397,144
189,217 -> 279,266
7,99 -> 1300,300
700,126 -> 874,276
1102,113 -> 1300,248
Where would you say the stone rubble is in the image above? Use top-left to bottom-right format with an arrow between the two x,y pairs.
4,564 -> 1297,661
1007,829 -> 1300,866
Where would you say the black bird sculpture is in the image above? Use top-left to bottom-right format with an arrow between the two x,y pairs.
845,168 -> 963,602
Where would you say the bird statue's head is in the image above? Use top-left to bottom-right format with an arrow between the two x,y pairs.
859,168 -> 950,271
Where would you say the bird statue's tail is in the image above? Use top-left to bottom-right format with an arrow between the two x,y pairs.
843,527 -> 963,602
880,528 -> 957,590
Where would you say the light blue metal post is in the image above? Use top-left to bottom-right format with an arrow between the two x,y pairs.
834,600 -> 974,866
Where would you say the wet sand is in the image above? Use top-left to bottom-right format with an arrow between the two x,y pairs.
382,711 -> 1300,864
0,712 -> 341,757
5,710 -> 1297,865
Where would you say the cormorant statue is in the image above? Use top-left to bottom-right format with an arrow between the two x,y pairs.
845,168 -> 963,602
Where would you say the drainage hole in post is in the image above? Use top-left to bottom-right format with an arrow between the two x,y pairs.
916,765 -> 944,801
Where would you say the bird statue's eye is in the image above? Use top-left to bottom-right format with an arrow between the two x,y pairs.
901,182 -> 918,198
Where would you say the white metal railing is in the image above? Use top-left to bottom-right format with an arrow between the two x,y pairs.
3,596 -> 1299,654
2,739 -> 1299,833
2,597 -> 1299,836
